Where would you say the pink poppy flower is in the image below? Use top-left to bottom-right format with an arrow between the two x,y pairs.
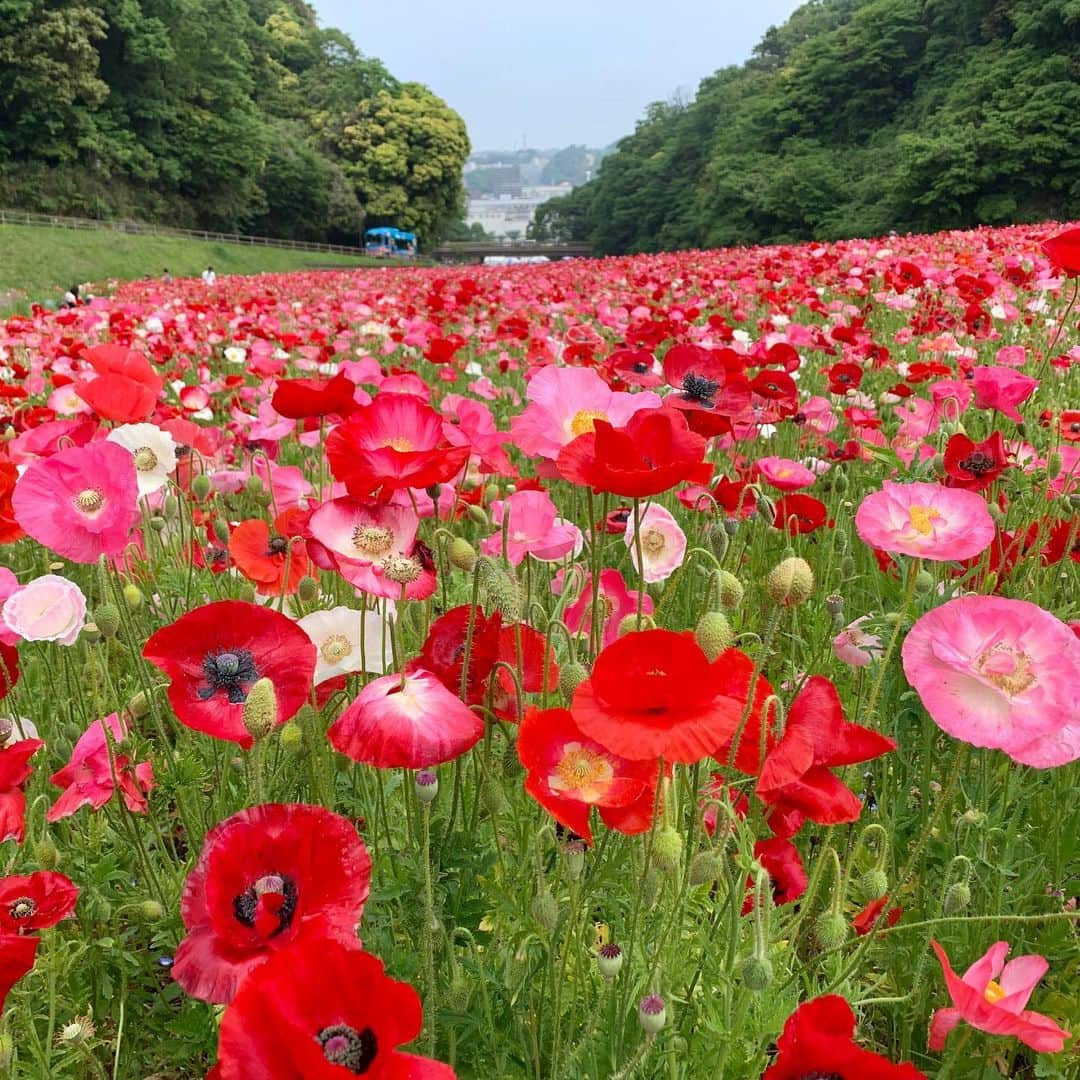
509,365 -> 661,461
755,456 -> 817,491
854,481 -> 995,561
306,498 -> 435,600
481,489 -> 581,566
327,669 -> 484,769
1,575 -> 87,646
972,366 -> 1038,424
833,616 -> 883,667
0,569 -> 22,647
624,503 -> 686,583
929,940 -> 1070,1053
12,441 -> 139,563
902,596 -> 1080,767
47,713 -> 154,822
560,569 -> 653,649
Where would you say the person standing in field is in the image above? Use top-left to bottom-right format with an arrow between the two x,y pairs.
201,266 -> 217,286
163,268 -> 173,284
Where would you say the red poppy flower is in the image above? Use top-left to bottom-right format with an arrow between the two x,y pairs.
212,940 -> 454,1080
757,676 -> 896,837
571,630 -> 763,764
517,707 -> 659,843
750,369 -> 799,417
942,431 -> 1010,490
556,408 -> 711,499
414,606 -> 558,721
606,348 -> 662,389
0,463 -> 24,544
763,995 -> 927,1079
0,932 -> 38,1013
772,494 -> 831,534
823,361 -> 864,395
1058,409 -> 1080,442
0,871 -> 79,933
74,344 -> 163,422
0,642 -> 18,702
270,372 -> 358,419
229,515 -> 310,596
326,394 -> 470,500
1042,517 -> 1080,565
0,738 -> 42,844
1042,226 -> 1080,277
173,803 -> 372,1005
853,895 -> 903,935
143,601 -> 316,747
742,837 -> 807,914
662,344 -> 750,436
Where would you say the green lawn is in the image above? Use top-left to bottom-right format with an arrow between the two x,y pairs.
0,224 -> 383,309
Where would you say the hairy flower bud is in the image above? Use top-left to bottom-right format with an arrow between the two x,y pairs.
449,537 -> 478,572
297,576 -> 319,604
94,603 -> 121,640
531,888 -> 559,931
716,569 -> 744,610
34,837 -> 59,870
815,911 -> 848,950
481,775 -> 510,815
466,504 -> 489,528
126,690 -> 151,720
138,899 -> 164,921
446,977 -> 472,1014
213,518 -> 231,546
242,677 -> 277,741
122,583 -> 144,610
191,473 -> 212,501
765,557 -> 814,606
652,827 -> 684,874
943,882 -> 971,914
617,613 -> 655,637
688,849 -> 724,886
739,955 -> 774,990
558,660 -> 589,701
279,720 -> 304,754
695,611 -> 734,661
860,869 -> 889,901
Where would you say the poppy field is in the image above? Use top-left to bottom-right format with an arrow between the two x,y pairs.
0,222 -> 1078,1079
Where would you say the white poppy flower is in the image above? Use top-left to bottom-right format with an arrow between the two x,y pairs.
107,423 -> 178,496
298,604 -> 394,685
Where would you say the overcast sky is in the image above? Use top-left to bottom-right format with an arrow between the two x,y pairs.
312,1 -> 805,150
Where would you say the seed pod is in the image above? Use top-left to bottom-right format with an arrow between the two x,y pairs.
597,942 -> 623,979
825,593 -> 844,616
638,995 -> 667,1034
414,770 -> 439,804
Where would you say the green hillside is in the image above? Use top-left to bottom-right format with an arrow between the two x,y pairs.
0,224 -> 378,310
532,0 -> 1080,253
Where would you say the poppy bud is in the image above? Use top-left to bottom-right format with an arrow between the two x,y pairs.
94,603 -> 121,639
831,469 -> 848,493
617,613 -> 655,637
191,473 -> 212,501
126,690 -> 151,719
652,826 -> 683,874
237,583 -> 257,603
122,583 -> 144,610
943,882 -> 971,914
449,537 -> 477,572
139,899 -> 164,921
987,501 -> 1005,523
641,866 -> 662,909
1046,452 -> 1063,479
755,493 -> 777,526
81,623 -> 102,645
446,977 -> 472,1014
213,518 -> 231,546
34,837 -> 59,870
483,564 -> 523,622
245,474 -> 264,496
723,516 -> 739,535
297,576 -> 319,604
688,849 -> 724,886
466,504 -> 489,527
242,677 -> 278,741
716,569 -> 744,610
531,888 -> 559,931
860,869 -> 888,901
695,611 -> 734,661
252,489 -> 273,508
481,775 -> 510,815
502,742 -> 524,778
483,483 -> 500,504
279,720 -> 304,754
839,555 -> 856,580
415,769 -> 439,804
162,495 -> 179,519
558,659 -> 589,701
597,942 -> 623,980
765,557 -> 814,606
815,911 -> 848,949
148,516 -> 166,532
739,955 -> 774,990
638,994 -> 667,1034
914,569 -> 934,594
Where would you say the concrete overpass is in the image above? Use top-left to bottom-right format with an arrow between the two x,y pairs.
431,241 -> 593,263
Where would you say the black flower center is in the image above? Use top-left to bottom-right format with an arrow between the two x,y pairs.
958,451 -> 995,475
681,371 -> 719,404
266,535 -> 288,555
632,362 -> 649,373
199,649 -> 260,704
799,1074 -> 844,1080
317,1024 -> 378,1073
9,897 -> 36,920
232,873 -> 298,938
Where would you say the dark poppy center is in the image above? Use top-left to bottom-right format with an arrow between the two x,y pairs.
681,371 -> 719,403
199,649 -> 260,704
233,873 -> 298,938
1069,422 -> 1080,434
9,897 -> 36,920
798,1074 -> 844,1080
266,535 -> 288,555
632,361 -> 649,373
316,1024 -> 378,1073
958,451 -> 995,475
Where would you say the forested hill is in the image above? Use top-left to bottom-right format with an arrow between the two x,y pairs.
0,1 -> 469,243
531,0 -> 1080,254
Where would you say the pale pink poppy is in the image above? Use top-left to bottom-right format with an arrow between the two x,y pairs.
832,616 -> 883,667
1,575 -> 87,646
509,365 -> 661,461
481,489 -> 581,566
902,596 -> 1080,767
624,503 -> 687,583
929,940 -> 1070,1053
756,456 -> 817,491
0,568 -> 21,647
854,481 -> 995,561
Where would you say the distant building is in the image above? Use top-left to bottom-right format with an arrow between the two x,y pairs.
466,184 -> 572,237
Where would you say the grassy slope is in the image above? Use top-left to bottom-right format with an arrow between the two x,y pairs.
0,224 -> 381,305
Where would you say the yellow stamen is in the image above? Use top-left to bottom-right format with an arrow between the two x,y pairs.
984,979 -> 1007,1004
569,409 -> 608,436
907,504 -> 941,536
